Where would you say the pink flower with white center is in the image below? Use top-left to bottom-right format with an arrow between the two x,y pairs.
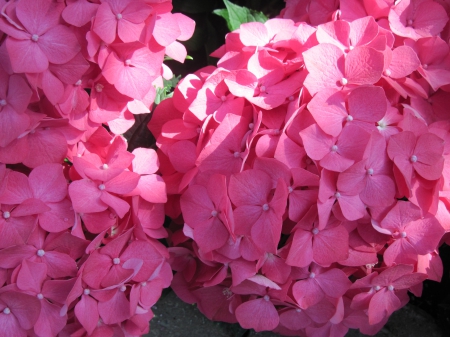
372,201 -> 445,266
0,0 -> 80,73
0,69 -> 32,147
16,260 -> 72,337
316,16 -> 379,52
307,85 -> 387,137
301,123 -> 370,172
388,0 -> 448,40
181,174 -> 234,253
338,131 -> 396,207
351,264 -> 428,325
286,207 -> 349,267
229,169 -> 288,254
303,43 -> 384,95
292,264 -> 352,309
0,290 -> 41,337
92,0 -> 152,44
406,36 -> 450,91
387,131 -> 445,184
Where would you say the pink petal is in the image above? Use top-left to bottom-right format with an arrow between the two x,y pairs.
75,295 -> 99,335
307,88 -> 347,137
303,43 -> 345,95
29,163 -> 67,203
345,46 -> 384,85
387,46 -> 420,79
368,288 -> 400,325
38,25 -> 80,64
313,225 -> 349,265
69,179 -> 106,214
6,38 -> 48,73
235,297 -> 279,331
100,192 -> 130,218
239,22 -> 269,47
92,2 -> 117,44
347,86 -> 387,123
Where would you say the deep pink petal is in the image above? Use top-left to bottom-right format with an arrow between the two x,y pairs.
235,298 -> 279,332
38,25 -> 80,64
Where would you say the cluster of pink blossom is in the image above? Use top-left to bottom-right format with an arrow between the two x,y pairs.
149,0 -> 450,335
0,0 -> 194,336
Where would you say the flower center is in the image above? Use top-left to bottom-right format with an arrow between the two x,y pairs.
260,85 -> 266,92
84,289 -> 90,295
37,293 -> 44,300
296,308 -> 302,312
31,34 -> 39,42
388,285 -> 394,291
221,96 -> 227,102
384,69 -> 392,77
410,155 -> 418,163
248,123 -> 254,130
422,64 -> 428,69
141,282 -> 147,287
309,272 -> 316,279
2,211 -> 10,219
367,168 -> 374,175
211,210 -> 218,217
95,84 -> 104,92
125,59 -> 132,66
0,99 -> 6,106
116,13 -> 123,20
340,77 -> 348,86
37,249 -> 45,257
400,231 -> 407,238
288,186 -> 294,193
374,285 -> 381,291
262,204 -> 269,211
233,151 -> 240,158
407,19 -> 413,26
3,307 -> 11,315
120,285 -> 126,292
331,145 -> 338,152
98,184 -> 106,190
113,257 -> 120,265
75,80 -> 82,86
102,163 -> 109,170
346,115 -> 353,122
263,295 -> 270,301
312,228 -> 319,235
334,192 -> 341,199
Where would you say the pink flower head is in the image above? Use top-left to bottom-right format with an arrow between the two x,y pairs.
1,0 -> 80,73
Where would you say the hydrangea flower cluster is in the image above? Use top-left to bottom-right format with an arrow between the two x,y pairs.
149,0 -> 450,335
0,0 -> 193,336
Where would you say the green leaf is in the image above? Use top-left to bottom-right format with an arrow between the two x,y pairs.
213,0 -> 268,32
154,75 -> 181,105
213,8 -> 229,22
